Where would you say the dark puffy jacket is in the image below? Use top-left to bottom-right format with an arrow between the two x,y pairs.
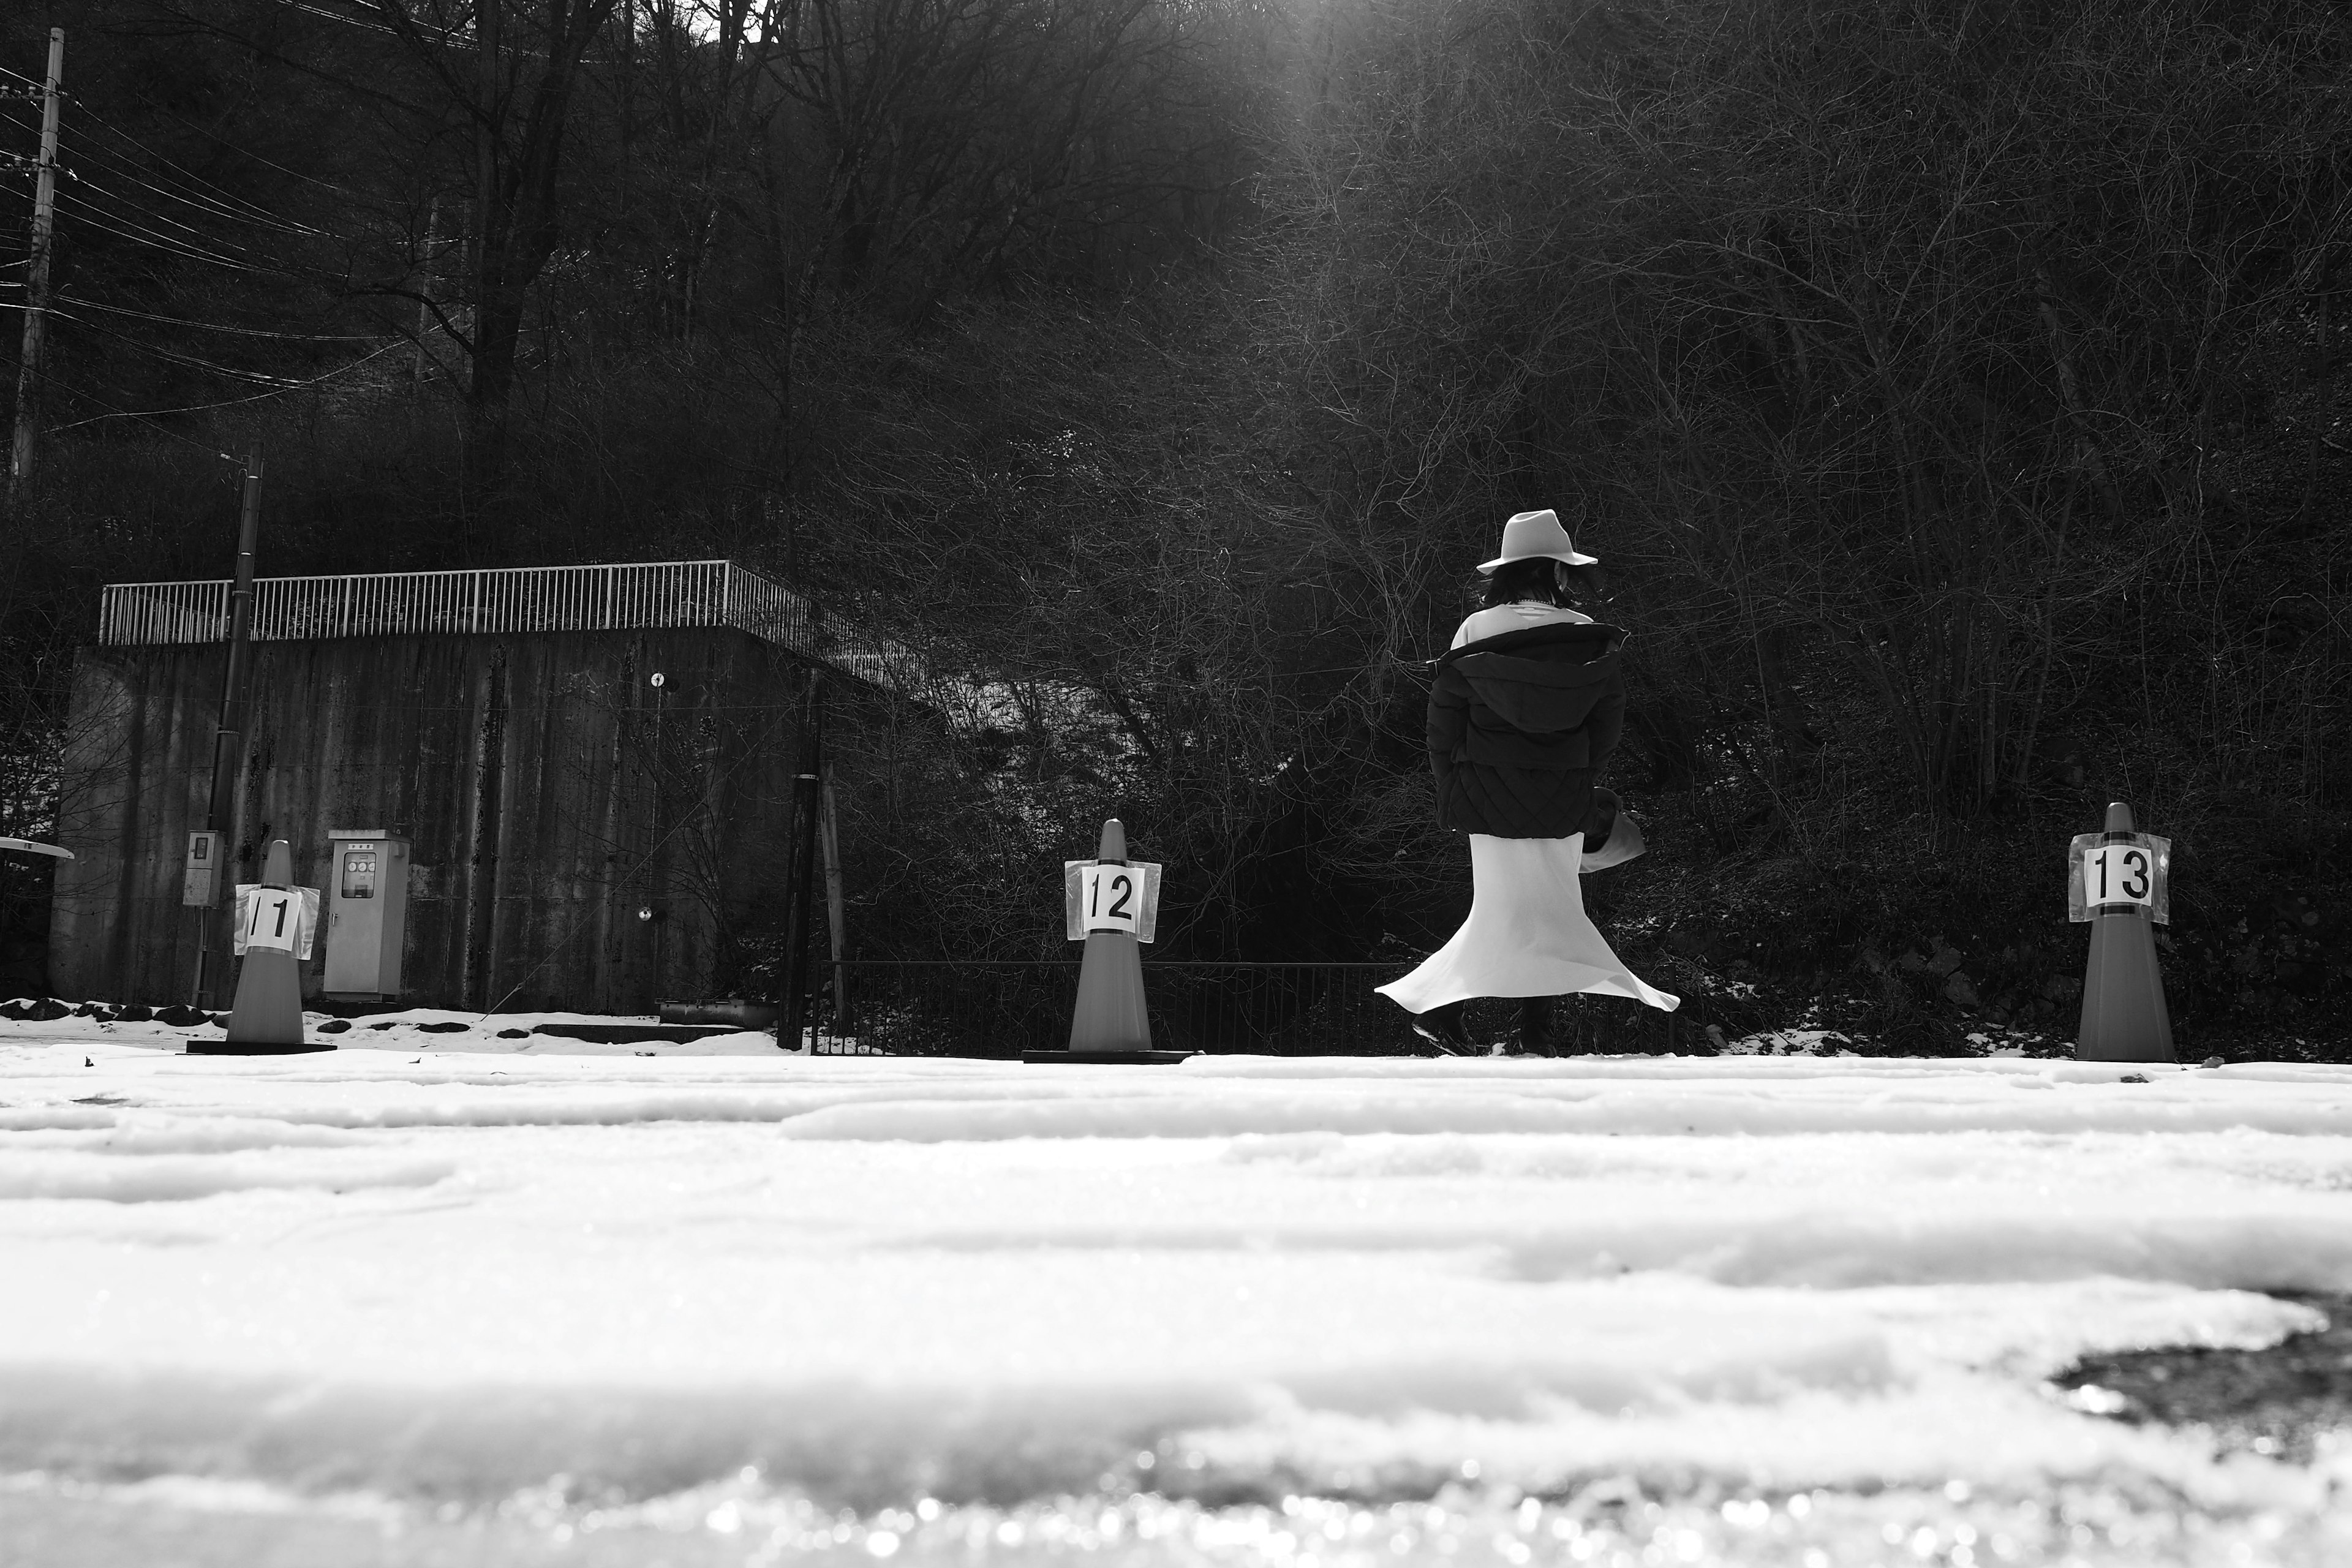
1427,620 -> 1627,839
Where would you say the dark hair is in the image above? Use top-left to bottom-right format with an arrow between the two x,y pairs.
1481,558 -> 1600,609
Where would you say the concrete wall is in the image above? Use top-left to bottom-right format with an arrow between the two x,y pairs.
50,628 -> 811,1014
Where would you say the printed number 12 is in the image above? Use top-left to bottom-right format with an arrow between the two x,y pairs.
1089,871 -> 1134,921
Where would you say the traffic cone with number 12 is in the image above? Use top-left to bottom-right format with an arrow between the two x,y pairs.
1027,818 -> 1188,1063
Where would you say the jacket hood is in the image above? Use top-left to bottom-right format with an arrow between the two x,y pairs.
1438,622 -> 1624,737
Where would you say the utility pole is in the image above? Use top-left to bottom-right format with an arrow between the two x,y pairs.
7,28 -> 64,507
777,673 -> 824,1050
473,0 -> 500,318
192,453 -> 264,1008
818,765 -> 847,1037
410,195 -> 440,405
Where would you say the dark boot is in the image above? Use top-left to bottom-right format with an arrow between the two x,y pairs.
1515,996 -> 1556,1057
1411,1001 -> 1478,1055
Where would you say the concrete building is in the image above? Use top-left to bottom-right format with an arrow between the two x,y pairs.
50,560 -> 910,1014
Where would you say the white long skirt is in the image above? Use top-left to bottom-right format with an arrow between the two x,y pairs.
1376,834 -> 1681,1014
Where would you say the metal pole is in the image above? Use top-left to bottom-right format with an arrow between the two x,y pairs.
192,453 -> 263,1007
410,195 -> 440,405
778,674 -> 823,1050
7,28 -> 65,505
819,765 -> 847,1033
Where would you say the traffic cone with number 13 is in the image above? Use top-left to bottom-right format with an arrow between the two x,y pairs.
2076,802 -> 2174,1064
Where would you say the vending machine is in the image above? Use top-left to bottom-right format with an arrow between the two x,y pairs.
323,829 -> 409,1000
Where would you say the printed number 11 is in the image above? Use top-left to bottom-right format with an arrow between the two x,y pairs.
251,897 -> 288,938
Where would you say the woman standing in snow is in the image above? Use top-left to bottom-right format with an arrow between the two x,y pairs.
1377,508 -> 1679,1054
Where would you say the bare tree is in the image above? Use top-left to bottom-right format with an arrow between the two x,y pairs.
365,0 -> 622,500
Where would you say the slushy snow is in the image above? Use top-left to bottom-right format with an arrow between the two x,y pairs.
2,1016 -> 2350,1565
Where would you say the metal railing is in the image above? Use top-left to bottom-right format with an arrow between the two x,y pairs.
96,560 -> 926,695
805,961 -> 1690,1057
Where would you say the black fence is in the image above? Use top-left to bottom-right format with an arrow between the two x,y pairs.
807,961 -> 1691,1057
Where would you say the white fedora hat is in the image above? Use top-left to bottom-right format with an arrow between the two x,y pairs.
1477,508 -> 1597,574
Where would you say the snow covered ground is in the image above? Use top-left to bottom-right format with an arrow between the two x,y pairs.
2,1016 -> 2350,1565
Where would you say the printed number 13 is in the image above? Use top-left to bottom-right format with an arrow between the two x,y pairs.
2097,848 -> 2150,900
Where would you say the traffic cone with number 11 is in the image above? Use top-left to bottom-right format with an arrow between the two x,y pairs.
191,839 -> 330,1055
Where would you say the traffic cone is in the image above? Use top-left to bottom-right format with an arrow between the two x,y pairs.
192,839 -> 330,1056
1027,818 -> 1188,1064
2076,802 -> 2174,1065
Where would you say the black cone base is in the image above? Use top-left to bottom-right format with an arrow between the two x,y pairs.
187,1039 -> 337,1056
1026,1048 -> 1192,1065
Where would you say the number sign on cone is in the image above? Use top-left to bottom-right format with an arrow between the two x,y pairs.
1027,818 -> 1189,1064
2070,802 -> 2174,1064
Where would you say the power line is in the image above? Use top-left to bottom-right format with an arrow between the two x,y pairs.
55,168 -> 281,264
34,369 -> 242,460
42,151 -> 371,317
2,300 -> 361,387
64,126 -> 326,239
53,309 -> 355,386
72,109 -> 331,237
262,0 -> 619,64
0,63 -> 342,240
55,294 -> 386,343
51,160 -> 341,287
275,0 -> 410,40
55,190 -> 307,278
149,102 -> 383,211
43,337 -> 410,435
1,36 -> 412,469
